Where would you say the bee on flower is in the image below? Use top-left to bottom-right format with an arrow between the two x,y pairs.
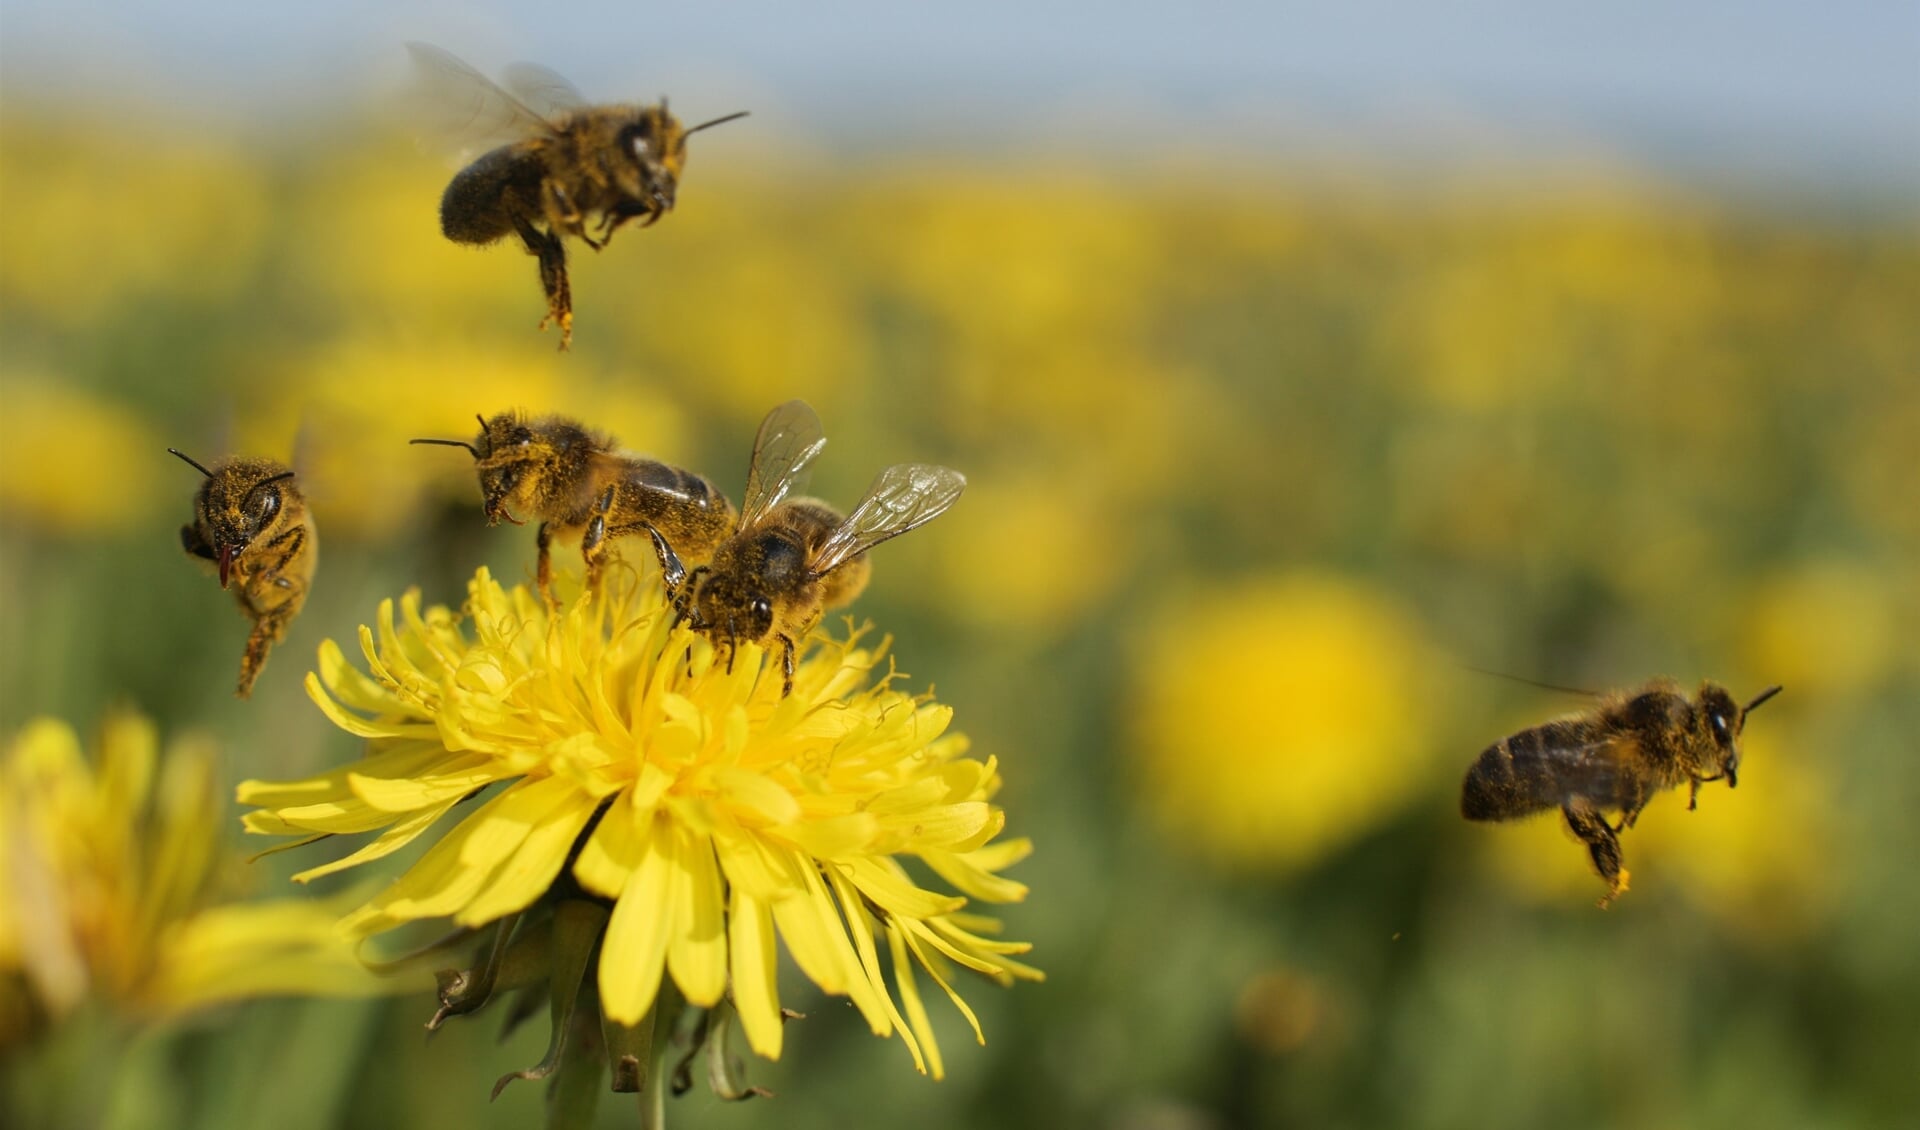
238,563 -> 1039,1116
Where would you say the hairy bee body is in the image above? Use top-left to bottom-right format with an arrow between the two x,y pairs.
1462,679 -> 1781,906
413,411 -> 733,600
690,498 -> 873,657
674,401 -> 962,695
1462,685 -> 1695,822
439,142 -> 549,245
172,451 -> 316,698
409,44 -> 745,348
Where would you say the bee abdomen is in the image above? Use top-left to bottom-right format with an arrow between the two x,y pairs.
624,461 -> 730,513
1460,721 -> 1585,821
440,145 -> 544,244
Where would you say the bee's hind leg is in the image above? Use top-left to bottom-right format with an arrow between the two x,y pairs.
1563,802 -> 1630,908
776,634 -> 796,698
535,522 -> 560,607
514,216 -> 572,349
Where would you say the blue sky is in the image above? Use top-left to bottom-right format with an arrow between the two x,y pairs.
3,1 -> 1915,183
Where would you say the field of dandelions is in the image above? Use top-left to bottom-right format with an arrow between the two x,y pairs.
3,103 -> 1919,1130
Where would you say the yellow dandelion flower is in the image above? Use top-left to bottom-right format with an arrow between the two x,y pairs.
238,564 -> 1039,1098
1130,572 -> 1441,871
0,712 -> 387,1048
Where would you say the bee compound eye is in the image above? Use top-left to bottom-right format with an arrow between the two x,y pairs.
752,597 -> 771,619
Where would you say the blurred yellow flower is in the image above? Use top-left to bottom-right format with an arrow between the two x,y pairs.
847,166 -> 1158,354
0,375 -> 161,537
1130,572 -> 1439,871
608,230 -> 867,420
1742,561 -> 1900,697
0,712 -> 387,1048
284,138 -> 531,325
0,122 -> 267,324
239,565 -> 1038,1089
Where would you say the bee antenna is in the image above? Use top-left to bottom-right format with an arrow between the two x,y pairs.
1457,664 -> 1597,697
476,412 -> 487,433
167,448 -> 215,478
410,437 -> 480,457
686,110 -> 750,135
1743,685 -> 1783,714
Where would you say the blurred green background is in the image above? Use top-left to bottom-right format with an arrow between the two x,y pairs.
3,6 -> 1919,1128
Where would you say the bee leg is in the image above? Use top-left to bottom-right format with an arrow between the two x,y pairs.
670,566 -> 709,626
579,486 -> 623,593
542,181 -> 598,248
596,204 -> 647,246
181,523 -> 216,561
777,634 -> 796,697
1687,776 -> 1704,811
248,524 -> 310,607
1563,803 -> 1630,908
514,216 -> 572,350
640,524 -> 687,589
535,522 -> 559,606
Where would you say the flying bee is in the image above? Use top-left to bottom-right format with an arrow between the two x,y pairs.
1461,678 -> 1783,907
407,42 -> 748,350
668,399 -> 966,696
411,411 -> 735,601
170,449 -> 317,698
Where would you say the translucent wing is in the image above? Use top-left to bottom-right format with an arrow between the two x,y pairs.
405,42 -> 558,155
809,464 -> 966,578
501,61 -> 588,120
739,400 -> 828,530
1549,734 -> 1640,808
1509,723 -> 1639,810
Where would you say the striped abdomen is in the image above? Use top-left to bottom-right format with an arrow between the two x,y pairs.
1460,719 -> 1617,821
613,459 -> 737,559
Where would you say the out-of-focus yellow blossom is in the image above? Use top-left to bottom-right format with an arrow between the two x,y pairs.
239,565 -> 1039,1084
1842,393 -> 1920,553
285,139 -> 533,326
0,122 -> 267,325
609,228 -> 867,420
1130,573 -> 1438,871
1478,726 -> 1829,933
1742,561 -> 1900,697
1389,182 -> 1718,412
0,375 -> 161,537
932,478 -> 1120,635
0,712 -> 388,1047
846,166 -> 1160,353
236,338 -> 690,540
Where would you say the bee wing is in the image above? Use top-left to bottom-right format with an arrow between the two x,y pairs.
405,42 -> 559,155
1534,729 -> 1644,810
808,464 -> 966,578
501,61 -> 589,119
739,400 -> 828,529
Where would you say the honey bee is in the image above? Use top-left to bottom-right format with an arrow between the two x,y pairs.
410,411 -> 735,600
170,449 -> 317,698
408,42 -> 747,349
671,400 -> 966,696
1461,679 -> 1783,906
